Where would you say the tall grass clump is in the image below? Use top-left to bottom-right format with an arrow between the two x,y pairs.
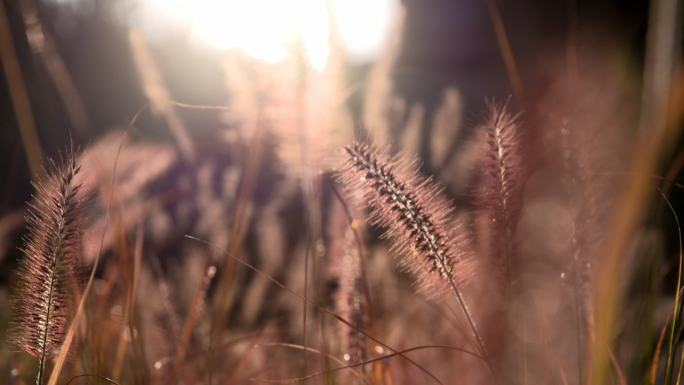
8,144 -> 86,385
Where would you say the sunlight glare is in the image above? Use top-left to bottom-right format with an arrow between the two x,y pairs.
46,0 -> 397,67
142,0 -> 330,69
330,0 -> 398,63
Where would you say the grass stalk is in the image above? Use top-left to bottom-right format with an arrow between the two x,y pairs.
339,141 -> 491,373
9,144 -> 84,385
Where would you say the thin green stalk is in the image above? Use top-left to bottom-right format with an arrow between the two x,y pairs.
662,188 -> 683,384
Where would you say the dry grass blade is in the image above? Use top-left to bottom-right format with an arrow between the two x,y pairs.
19,0 -> 92,139
606,343 -> 627,385
64,374 -> 119,385
209,76 -> 267,383
185,235 -> 451,385
660,188 -> 684,384
112,222 -> 145,381
483,0 -> 524,105
48,105 -> 149,385
223,326 -> 267,385
252,345 -> 483,385
129,29 -> 195,164
174,254 -> 216,365
258,342 -> 371,385
9,142 -> 85,385
0,0 -> 44,178
650,287 -> 681,384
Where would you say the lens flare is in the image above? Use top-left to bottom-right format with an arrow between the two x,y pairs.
130,0 -> 330,70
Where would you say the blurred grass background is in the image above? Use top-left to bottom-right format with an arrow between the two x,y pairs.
1,0 -> 684,384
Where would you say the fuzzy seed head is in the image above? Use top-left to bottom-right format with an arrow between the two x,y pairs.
339,141 -> 474,296
9,146 -> 85,361
472,101 -> 526,287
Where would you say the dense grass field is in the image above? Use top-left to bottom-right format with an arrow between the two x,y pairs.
0,1 -> 683,384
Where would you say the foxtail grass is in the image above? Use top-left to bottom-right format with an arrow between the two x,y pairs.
472,101 -> 526,292
338,141 -> 488,365
8,144 -> 86,385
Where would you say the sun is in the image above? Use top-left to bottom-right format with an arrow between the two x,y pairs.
127,0 -> 329,70
119,0 -> 397,69
190,0 -> 331,70
48,0 -> 397,69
